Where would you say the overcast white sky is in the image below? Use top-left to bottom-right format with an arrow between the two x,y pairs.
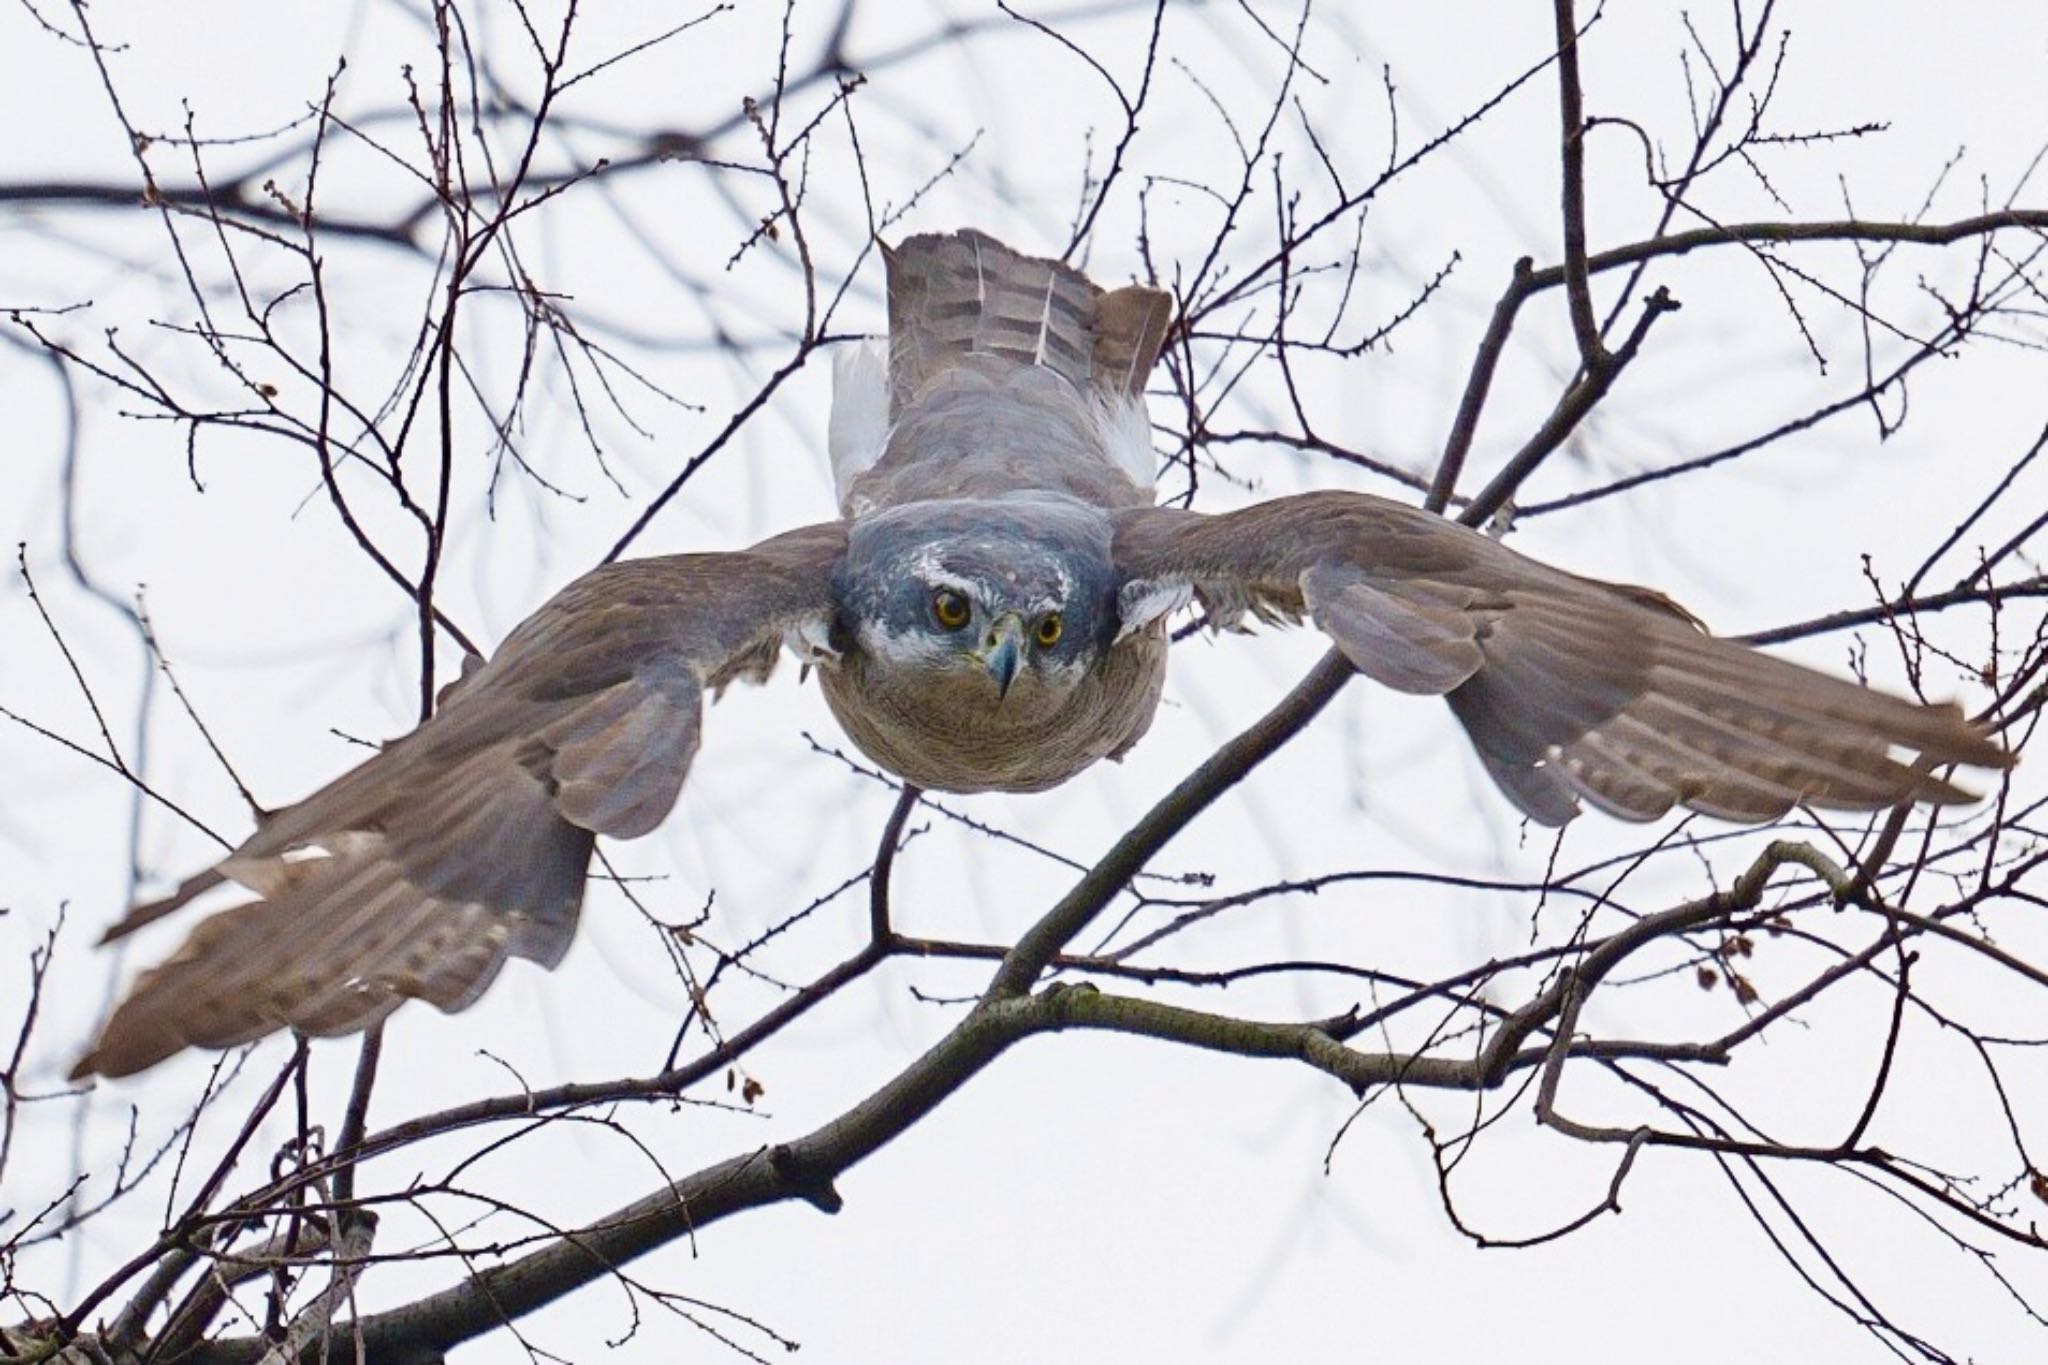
3,2 -> 2047,1361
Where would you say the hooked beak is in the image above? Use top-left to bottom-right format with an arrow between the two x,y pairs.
979,614 -> 1024,701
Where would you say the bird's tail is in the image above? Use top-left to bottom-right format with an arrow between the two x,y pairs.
881,228 -> 1172,412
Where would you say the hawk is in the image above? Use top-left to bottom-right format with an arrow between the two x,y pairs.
73,229 -> 2010,1079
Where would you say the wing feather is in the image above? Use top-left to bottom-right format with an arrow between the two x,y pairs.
75,523 -> 846,1079
1112,494 -> 2010,828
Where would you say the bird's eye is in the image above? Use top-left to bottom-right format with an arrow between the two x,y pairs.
933,589 -> 971,630
1035,613 -> 1063,647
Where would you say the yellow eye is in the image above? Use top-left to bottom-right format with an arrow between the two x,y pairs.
933,589 -> 971,630
1035,613 -> 1063,647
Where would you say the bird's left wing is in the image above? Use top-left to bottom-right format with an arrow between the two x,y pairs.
1112,494 -> 2010,826
74,522 -> 847,1079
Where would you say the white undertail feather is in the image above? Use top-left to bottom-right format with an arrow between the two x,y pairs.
829,339 -> 892,508
1093,391 -> 1158,490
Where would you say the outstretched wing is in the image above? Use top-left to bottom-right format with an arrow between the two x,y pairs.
74,523 -> 847,1079
1112,494 -> 2010,826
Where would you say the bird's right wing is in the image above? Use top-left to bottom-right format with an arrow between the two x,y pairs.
74,522 -> 847,1079
1112,494 -> 2010,826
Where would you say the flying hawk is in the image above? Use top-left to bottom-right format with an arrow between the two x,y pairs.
73,229 -> 2010,1079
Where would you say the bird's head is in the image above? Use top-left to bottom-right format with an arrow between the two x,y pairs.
836,498 -> 1118,704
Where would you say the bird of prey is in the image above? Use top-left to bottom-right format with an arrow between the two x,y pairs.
73,228 -> 2010,1079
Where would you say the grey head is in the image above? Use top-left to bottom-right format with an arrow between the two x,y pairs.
819,493 -> 1167,794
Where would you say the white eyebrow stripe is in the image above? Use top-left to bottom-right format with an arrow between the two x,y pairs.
906,546 -> 980,599
919,568 -> 980,597
904,545 -> 1074,616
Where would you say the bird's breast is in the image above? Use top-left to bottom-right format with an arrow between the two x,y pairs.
817,634 -> 1168,794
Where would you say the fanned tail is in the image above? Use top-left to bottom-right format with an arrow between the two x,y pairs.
883,228 -> 1171,412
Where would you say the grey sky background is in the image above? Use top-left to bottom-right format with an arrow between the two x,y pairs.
3,2 -> 2045,1360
